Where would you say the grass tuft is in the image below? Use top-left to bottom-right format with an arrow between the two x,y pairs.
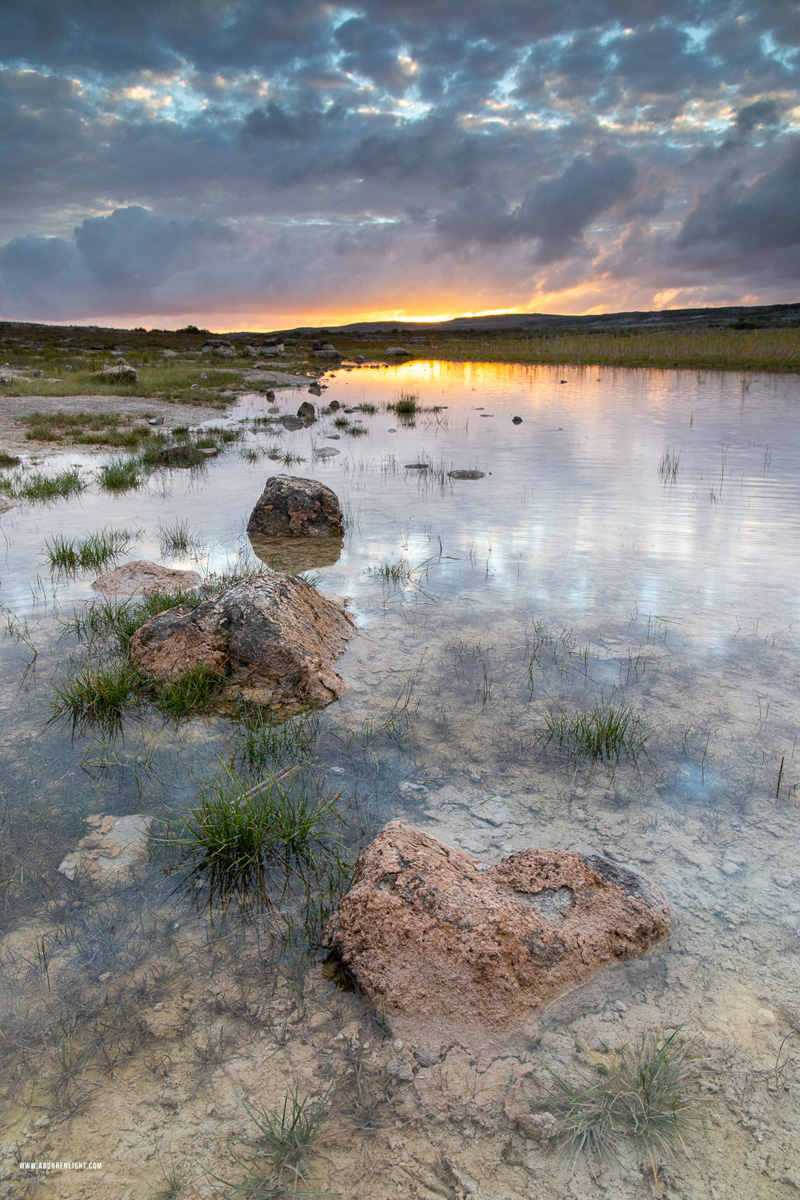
152,665 -> 227,718
50,658 -> 139,730
158,518 -> 203,556
226,1086 -> 335,1194
0,467 -> 85,501
158,769 -> 342,913
97,456 -> 143,491
546,1028 -> 702,1169
44,527 -> 138,572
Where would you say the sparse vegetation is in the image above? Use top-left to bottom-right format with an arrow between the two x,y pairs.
158,518 -> 204,556
23,410 -> 152,447
658,449 -> 681,483
0,467 -> 85,501
543,700 -> 650,762
546,1029 -> 702,1171
44,527 -> 139,572
227,1086 -> 335,1194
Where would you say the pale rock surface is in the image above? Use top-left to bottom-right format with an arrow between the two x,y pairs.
323,821 -> 670,1027
128,572 -> 355,708
92,560 -> 202,596
58,814 -> 152,884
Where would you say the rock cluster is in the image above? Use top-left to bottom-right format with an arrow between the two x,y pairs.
323,821 -> 670,1027
128,572 -> 355,709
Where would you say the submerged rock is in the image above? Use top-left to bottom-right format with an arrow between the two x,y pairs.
58,814 -> 152,884
92,560 -> 202,596
323,821 -> 670,1028
448,469 -> 485,480
247,475 -> 344,540
128,572 -> 355,709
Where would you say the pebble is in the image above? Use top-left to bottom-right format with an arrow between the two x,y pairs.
756,1008 -> 776,1025
387,1055 -> 414,1081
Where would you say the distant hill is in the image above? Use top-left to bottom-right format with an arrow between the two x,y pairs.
254,301 -> 800,338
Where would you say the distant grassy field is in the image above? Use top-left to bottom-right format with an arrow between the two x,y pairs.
0,318 -> 798,398
415,327 -> 800,372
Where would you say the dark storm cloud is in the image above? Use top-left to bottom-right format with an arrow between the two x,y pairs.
436,154 -> 638,261
0,0 -> 798,319
676,142 -> 800,264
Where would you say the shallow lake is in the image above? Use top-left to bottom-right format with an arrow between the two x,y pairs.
1,360 -> 799,1199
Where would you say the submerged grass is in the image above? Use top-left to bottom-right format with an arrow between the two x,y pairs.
543,700 -> 650,762
233,702 -> 320,775
547,1029 -> 702,1171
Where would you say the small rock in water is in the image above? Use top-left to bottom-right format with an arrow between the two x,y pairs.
512,415 -> 523,424
92,560 -> 202,596
448,469 -> 485,480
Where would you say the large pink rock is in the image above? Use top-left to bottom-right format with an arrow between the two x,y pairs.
323,821 -> 670,1027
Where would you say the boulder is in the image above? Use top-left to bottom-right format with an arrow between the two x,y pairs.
384,346 -> 411,356
92,560 -> 202,596
96,363 -> 138,383
323,821 -> 670,1028
297,400 -> 317,419
58,814 -> 152,884
312,343 -> 343,358
128,572 -> 355,709
247,475 -> 344,540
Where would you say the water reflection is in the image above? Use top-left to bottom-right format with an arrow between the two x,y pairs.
248,532 -> 344,572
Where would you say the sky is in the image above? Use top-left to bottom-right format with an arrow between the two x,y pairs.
0,0 -> 798,329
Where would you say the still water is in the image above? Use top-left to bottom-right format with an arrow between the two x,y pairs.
1,361 -> 799,1199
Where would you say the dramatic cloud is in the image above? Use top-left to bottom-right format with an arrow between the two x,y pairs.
0,0 -> 798,324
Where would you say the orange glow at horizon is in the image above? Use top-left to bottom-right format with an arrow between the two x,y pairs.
45,283 -> 726,333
